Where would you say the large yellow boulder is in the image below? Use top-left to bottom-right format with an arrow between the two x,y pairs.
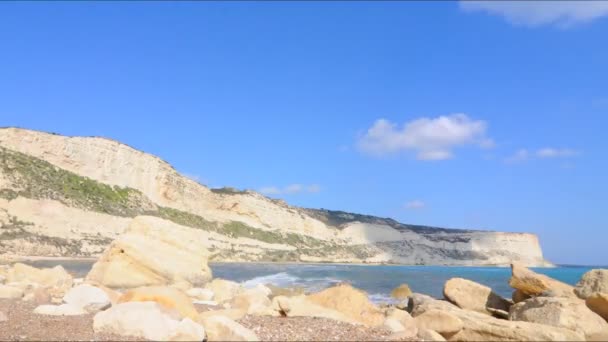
118,286 -> 199,320
587,293 -> 608,321
509,262 -> 575,297
306,283 -> 385,326
444,278 -> 511,315
86,216 -> 212,289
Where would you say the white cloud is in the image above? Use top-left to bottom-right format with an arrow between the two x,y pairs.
505,149 -> 530,164
357,114 -> 492,161
460,1 -> 608,27
536,148 -> 579,158
258,184 -> 321,196
505,147 -> 579,163
404,200 -> 426,210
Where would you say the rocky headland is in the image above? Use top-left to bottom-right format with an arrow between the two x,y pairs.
0,127 -> 550,266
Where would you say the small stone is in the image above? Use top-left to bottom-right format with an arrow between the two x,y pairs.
34,304 -> 87,316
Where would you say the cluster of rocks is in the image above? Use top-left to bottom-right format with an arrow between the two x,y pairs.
1,216 -> 607,341
394,263 -> 608,341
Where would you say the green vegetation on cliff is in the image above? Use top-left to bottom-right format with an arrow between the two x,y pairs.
0,147 -> 330,250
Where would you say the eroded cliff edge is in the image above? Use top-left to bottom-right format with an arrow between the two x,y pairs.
0,127 -> 551,266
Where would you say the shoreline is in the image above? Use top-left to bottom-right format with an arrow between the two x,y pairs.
2,256 -> 561,268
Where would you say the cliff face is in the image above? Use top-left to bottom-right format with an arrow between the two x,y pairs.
0,127 -> 550,266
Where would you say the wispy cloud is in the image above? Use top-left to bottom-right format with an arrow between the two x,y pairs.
357,114 -> 492,161
258,184 -> 321,195
505,149 -> 531,164
404,200 -> 426,210
505,147 -> 580,163
460,1 -> 608,27
536,148 -> 579,158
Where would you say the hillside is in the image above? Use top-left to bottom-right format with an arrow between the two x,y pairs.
0,127 -> 550,266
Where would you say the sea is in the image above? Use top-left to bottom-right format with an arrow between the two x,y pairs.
22,260 -> 600,304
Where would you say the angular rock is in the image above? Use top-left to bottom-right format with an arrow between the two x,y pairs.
586,293 -> 608,321
86,216 -> 212,289
509,262 -> 575,297
93,301 -> 202,341
412,296 -> 585,341
205,278 -> 242,303
6,263 -> 72,298
118,286 -> 199,320
34,304 -> 86,316
186,287 -> 214,301
63,284 -> 111,312
230,286 -> 274,316
391,284 -> 412,300
509,296 -> 607,340
417,328 -> 447,342
0,284 -> 23,299
413,309 -> 463,338
307,283 -> 385,326
444,278 -> 511,315
201,315 -> 259,341
575,269 -> 608,299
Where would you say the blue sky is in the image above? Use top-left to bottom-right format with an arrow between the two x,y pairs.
1,2 -> 607,265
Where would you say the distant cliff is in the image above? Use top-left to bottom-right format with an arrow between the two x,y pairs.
0,127 -> 551,266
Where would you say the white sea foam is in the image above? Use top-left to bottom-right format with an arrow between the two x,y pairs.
368,293 -> 399,304
241,272 -> 301,289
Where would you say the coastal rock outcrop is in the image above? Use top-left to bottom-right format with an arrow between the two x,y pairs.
575,269 -> 608,299
443,278 -> 511,315
509,262 -> 575,297
509,296 -> 608,340
85,216 -> 212,289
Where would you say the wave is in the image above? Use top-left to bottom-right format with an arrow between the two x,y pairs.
241,272 -> 301,289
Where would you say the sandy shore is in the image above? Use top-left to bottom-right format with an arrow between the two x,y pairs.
1,299 -> 403,341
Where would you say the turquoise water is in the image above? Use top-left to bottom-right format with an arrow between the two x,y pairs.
23,260 -> 597,303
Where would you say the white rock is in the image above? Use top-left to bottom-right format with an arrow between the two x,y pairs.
186,287 -> 214,301
168,318 -> 206,341
63,284 -> 111,312
34,304 -> 86,316
93,301 -> 201,341
0,285 -> 24,299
